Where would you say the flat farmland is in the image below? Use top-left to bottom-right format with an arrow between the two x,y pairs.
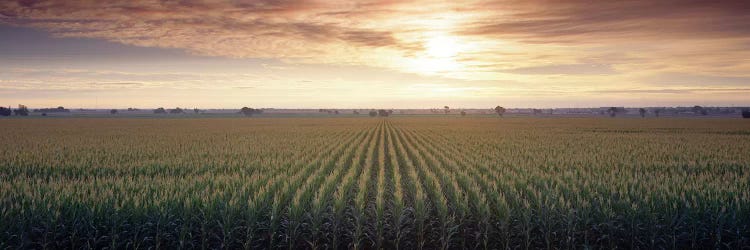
1,117 -> 749,249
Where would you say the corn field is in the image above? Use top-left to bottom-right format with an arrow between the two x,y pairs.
1,117 -> 749,249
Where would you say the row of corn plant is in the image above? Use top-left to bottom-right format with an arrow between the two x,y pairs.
2,117 -> 749,248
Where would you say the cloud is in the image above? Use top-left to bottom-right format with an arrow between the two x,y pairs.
0,0 -> 407,64
503,64 -> 615,75
461,1 -> 750,43
588,88 -> 750,95
0,67 -> 273,90
643,72 -> 750,87
2,1 -> 749,71
1,0 -> 750,107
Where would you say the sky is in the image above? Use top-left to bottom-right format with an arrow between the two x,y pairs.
1,0 -> 749,109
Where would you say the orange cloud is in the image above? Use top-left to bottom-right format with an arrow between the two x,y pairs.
2,0 -> 750,107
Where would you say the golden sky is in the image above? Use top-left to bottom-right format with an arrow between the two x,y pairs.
1,0 -> 749,108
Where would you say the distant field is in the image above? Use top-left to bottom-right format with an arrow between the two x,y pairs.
1,117 -> 749,249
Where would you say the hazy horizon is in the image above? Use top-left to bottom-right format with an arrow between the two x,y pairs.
2,1 -> 750,108
6,105 -> 750,111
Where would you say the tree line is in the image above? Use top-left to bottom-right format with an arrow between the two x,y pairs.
3,105 -> 749,118
0,105 -> 29,116
606,105 -> 736,117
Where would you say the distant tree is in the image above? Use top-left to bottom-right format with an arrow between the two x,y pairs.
110,109 -> 118,115
14,105 -> 29,116
154,107 -> 167,114
533,109 -> 543,115
194,108 -> 200,114
169,107 -> 184,114
607,107 -> 618,117
41,113 -> 47,116
240,107 -> 256,116
353,110 -> 360,115
0,107 -> 11,116
369,110 -> 378,117
742,109 -> 750,118
334,110 -> 339,115
654,108 -> 661,117
387,110 -> 393,115
639,108 -> 646,118
692,105 -> 707,116
460,110 -> 466,116
444,106 -> 450,114
494,106 -> 506,117
378,109 -> 389,117
33,106 -> 70,113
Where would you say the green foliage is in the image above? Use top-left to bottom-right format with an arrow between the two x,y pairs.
240,107 -> 263,116
0,107 -> 11,116
13,105 -> 29,116
1,117 -> 749,249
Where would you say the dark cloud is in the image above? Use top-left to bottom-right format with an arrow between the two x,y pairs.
2,0 -> 750,102
462,0 -> 750,43
0,0 -> 403,60
341,30 -> 398,47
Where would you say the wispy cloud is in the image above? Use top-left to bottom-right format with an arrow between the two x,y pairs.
2,1 -> 748,73
0,0 -> 407,63
589,88 -> 750,95
643,72 -> 750,86
461,1 -> 750,42
502,64 -> 616,75
1,0 -> 749,107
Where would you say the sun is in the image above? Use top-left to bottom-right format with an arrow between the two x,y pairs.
425,36 -> 459,58
402,34 -> 467,74
406,35 -> 463,74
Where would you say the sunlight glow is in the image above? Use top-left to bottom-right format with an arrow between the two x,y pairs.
425,36 -> 459,58
406,35 -> 465,74
407,57 -> 460,74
